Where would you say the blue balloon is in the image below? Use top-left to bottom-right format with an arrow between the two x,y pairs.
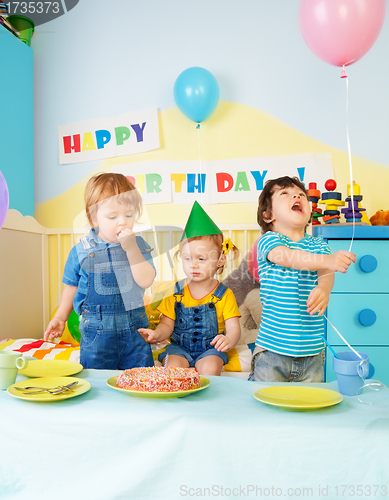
174,67 -> 219,124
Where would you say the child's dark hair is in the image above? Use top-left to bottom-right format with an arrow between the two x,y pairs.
257,176 -> 309,233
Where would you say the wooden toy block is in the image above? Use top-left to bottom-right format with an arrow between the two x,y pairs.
318,199 -> 345,207
324,179 -> 337,191
321,192 -> 342,201
325,204 -> 342,211
345,195 -> 363,202
323,215 -> 340,224
347,181 -> 361,197
308,182 -> 322,225
342,180 -> 367,224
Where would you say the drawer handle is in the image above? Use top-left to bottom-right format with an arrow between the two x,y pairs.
359,255 -> 377,273
358,308 -> 377,327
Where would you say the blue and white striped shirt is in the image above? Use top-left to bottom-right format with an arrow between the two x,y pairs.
256,231 -> 331,357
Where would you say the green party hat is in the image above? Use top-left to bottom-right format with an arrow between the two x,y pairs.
181,201 -> 222,241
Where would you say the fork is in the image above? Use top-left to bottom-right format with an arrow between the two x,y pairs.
21,387 -> 69,395
15,381 -> 78,395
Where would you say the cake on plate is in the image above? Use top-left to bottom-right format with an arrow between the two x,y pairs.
116,366 -> 201,392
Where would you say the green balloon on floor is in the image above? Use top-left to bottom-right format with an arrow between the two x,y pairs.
67,310 -> 81,343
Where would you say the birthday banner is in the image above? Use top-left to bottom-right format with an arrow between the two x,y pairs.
58,109 -> 159,165
113,153 -> 334,204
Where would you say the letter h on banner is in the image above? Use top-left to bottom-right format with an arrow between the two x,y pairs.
187,173 -> 206,193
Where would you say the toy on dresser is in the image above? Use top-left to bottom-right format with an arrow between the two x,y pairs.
341,181 -> 366,224
307,182 -> 324,225
318,179 -> 345,224
310,179 -> 370,225
370,210 -> 389,225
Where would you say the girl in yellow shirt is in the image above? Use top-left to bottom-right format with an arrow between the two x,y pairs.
139,202 -> 241,376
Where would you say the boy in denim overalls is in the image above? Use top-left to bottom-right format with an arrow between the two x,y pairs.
44,173 -> 155,370
139,201 -> 241,376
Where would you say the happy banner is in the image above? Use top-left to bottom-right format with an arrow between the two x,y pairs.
58,109 -> 159,165
113,153 -> 334,204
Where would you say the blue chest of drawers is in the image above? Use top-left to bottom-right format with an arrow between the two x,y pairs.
312,225 -> 389,386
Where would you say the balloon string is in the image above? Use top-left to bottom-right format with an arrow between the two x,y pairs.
357,381 -> 386,405
324,313 -> 385,405
322,313 -> 381,405
313,77 -> 356,284
343,63 -> 383,405
323,313 -> 362,359
197,124 -> 203,205
345,76 -> 356,253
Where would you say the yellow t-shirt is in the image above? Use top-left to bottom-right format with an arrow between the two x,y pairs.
157,281 -> 241,334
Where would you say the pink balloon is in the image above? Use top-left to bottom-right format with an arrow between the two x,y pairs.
0,170 -> 9,230
299,0 -> 386,67
247,239 -> 259,283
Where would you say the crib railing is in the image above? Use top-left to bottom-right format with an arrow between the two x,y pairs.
1,210 -> 260,337
47,224 -> 261,308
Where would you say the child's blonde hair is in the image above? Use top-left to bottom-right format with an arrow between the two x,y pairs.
85,173 -> 143,227
175,234 -> 239,275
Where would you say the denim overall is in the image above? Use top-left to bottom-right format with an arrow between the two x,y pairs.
79,237 -> 154,370
161,280 -> 228,366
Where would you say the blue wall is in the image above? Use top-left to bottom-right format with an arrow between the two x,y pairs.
0,25 -> 34,216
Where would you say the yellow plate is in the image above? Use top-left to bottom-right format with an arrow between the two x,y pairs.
19,359 -> 83,378
7,376 -> 91,402
253,386 -> 343,411
106,376 -> 211,398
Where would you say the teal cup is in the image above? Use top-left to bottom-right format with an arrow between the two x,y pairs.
333,351 -> 372,396
0,351 -> 28,390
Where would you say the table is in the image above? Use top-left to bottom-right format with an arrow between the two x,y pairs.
1,371 -> 389,500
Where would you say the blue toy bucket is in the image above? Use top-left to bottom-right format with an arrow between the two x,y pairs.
333,351 -> 372,396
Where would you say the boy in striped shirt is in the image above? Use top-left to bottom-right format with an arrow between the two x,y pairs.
249,176 -> 356,382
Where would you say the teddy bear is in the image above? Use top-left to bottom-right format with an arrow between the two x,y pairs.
370,210 -> 389,226
222,254 -> 261,346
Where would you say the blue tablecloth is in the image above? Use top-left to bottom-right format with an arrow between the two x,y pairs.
1,370 -> 388,500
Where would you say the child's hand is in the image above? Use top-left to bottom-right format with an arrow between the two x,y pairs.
210,334 -> 235,353
307,286 -> 330,316
44,318 -> 65,341
138,328 -> 159,343
117,228 -> 136,252
327,250 -> 356,273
